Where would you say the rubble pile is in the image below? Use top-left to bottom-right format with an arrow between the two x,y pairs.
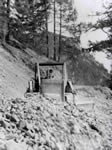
0,94 -> 109,150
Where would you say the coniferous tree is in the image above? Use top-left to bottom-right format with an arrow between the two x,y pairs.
53,0 -> 56,60
85,2 -> 112,53
5,0 -> 10,42
0,0 -> 11,44
56,0 -> 77,61
58,2 -> 62,62
4,0 -> 50,52
51,0 -> 74,61
45,0 -> 49,58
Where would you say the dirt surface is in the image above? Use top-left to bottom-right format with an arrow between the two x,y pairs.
0,86 -> 112,150
0,45 -> 53,99
0,45 -> 112,150
0,46 -> 33,99
75,86 -> 112,149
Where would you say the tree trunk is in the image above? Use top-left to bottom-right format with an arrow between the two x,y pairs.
53,0 -> 56,61
0,0 -> 9,44
45,0 -> 49,58
58,3 -> 62,62
5,0 -> 10,43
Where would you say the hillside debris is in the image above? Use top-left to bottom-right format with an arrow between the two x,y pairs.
0,86 -> 112,150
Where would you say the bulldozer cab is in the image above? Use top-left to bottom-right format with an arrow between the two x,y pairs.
38,62 -> 69,101
26,62 -> 74,102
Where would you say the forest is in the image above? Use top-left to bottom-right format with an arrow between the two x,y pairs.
0,0 -> 112,86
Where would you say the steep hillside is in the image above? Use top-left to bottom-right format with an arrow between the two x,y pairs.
66,53 -> 109,85
0,43 -> 51,99
11,31 -> 109,86
0,45 -> 32,99
0,39 -> 112,150
38,33 -> 109,85
0,41 -> 109,100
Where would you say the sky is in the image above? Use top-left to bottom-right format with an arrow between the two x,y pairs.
74,0 -> 111,22
74,0 -> 103,23
74,0 -> 112,72
49,0 -> 109,47
74,0 -> 109,48
94,51 -> 112,72
48,0 -> 112,72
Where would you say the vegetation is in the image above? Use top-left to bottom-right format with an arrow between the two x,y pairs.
0,0 -> 78,60
85,2 -> 112,54
82,2 -> 112,87
0,0 -> 110,86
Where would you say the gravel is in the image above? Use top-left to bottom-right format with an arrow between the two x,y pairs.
0,86 -> 111,150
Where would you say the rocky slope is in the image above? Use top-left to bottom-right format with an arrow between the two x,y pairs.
0,86 -> 112,150
0,42 -> 112,150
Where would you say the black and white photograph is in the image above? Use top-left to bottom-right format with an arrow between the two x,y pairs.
0,0 -> 112,149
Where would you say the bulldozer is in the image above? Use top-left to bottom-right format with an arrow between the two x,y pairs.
25,62 -> 94,110
25,62 -> 75,102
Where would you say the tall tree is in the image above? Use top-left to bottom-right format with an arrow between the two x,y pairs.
0,0 -> 4,42
51,0 -> 74,61
57,0 -> 77,61
53,0 -> 56,60
5,0 -> 10,42
9,0 -> 50,50
0,0 -> 11,44
86,2 -> 112,53
45,0 -> 49,58
58,2 -> 62,62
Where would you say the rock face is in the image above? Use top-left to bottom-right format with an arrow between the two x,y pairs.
0,86 -> 112,150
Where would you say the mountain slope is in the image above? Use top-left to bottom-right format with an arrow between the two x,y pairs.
10,31 -> 109,86
0,45 -> 33,99
0,41 -> 109,99
64,53 -> 109,85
